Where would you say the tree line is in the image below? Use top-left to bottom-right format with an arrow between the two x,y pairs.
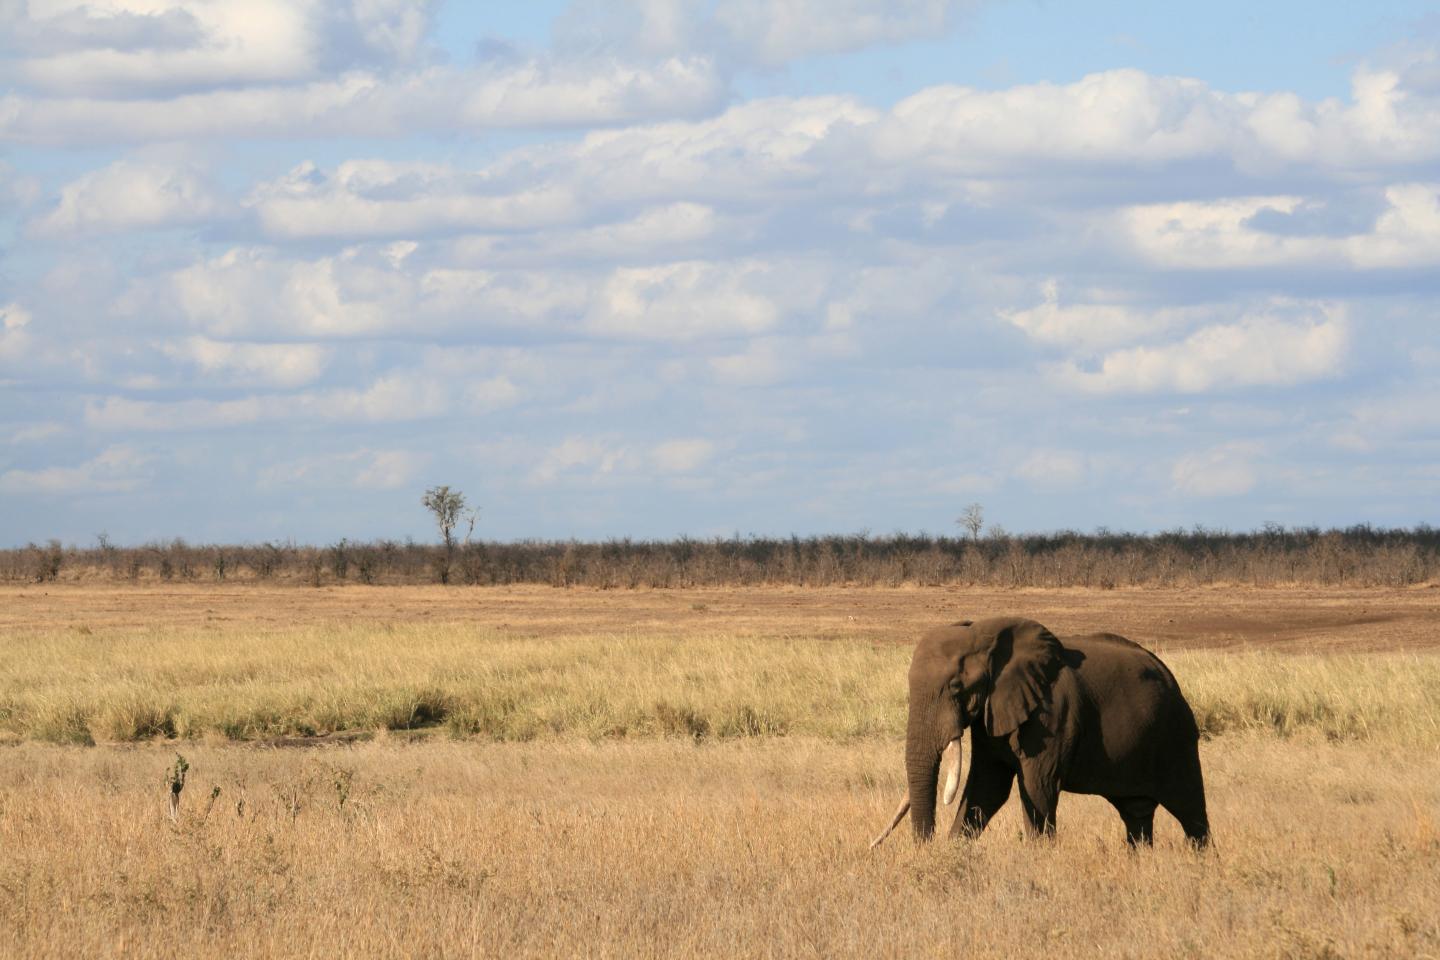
4,524 -> 1436,588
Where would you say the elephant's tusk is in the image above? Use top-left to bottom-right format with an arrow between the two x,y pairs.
941,738 -> 962,806
869,795 -> 910,849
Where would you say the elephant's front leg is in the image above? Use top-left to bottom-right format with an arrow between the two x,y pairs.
1016,760 -> 1060,838
950,752 -> 1014,839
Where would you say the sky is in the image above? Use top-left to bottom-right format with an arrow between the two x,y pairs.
1,0 -> 1439,545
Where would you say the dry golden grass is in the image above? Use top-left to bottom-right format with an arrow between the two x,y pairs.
2,585 -> 1439,957
3,620 -> 1440,747
1,738 -> 1437,959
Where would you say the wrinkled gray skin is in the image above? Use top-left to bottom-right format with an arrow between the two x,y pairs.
900,616 -> 1209,847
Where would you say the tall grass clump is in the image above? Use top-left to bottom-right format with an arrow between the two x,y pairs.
1169,651 -> 1440,744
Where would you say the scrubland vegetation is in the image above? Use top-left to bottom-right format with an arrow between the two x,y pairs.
1,584 -> 1437,957
5,523 -> 1438,588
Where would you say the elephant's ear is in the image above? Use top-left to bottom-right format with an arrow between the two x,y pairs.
984,620 -> 1064,738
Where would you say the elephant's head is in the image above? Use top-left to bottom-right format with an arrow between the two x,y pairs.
901,616 -> 1065,841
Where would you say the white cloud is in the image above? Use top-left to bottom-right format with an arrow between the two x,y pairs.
875,65 -> 1440,174
531,436 -> 634,483
652,438 -> 715,473
589,260 -> 783,341
1014,449 -> 1088,489
558,0 -> 974,67
1331,388 -> 1440,452
1120,186 -> 1440,270
464,376 -> 522,414
247,159 -> 578,240
155,245 -> 590,339
84,373 -> 450,430
451,202 -> 722,263
708,337 -> 789,385
1348,183 -> 1440,268
1059,308 -> 1349,394
0,302 -> 34,363
0,444 -> 152,494
2,0 -> 434,96
0,161 -> 42,210
30,159 -> 231,236
160,337 -> 330,388
1000,280 -> 1194,352
149,243 -> 828,344
259,447 -> 425,491
166,246 -> 401,338
559,95 -> 878,204
715,0 -> 969,66
8,422 -> 66,444
0,56 -> 723,146
1171,444 -> 1260,497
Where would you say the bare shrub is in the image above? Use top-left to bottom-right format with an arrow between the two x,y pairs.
3,525 -> 1436,588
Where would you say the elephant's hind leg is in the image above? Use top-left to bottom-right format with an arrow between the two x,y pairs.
1107,796 -> 1157,847
1160,794 -> 1210,848
1160,748 -> 1210,848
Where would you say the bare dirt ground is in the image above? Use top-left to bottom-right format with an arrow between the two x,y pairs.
4,582 -> 1439,651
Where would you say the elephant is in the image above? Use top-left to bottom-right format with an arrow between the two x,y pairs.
870,616 -> 1209,849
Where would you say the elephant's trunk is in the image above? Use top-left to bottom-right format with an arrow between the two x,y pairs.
905,713 -> 942,841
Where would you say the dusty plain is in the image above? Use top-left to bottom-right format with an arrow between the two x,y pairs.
2,584 -> 1439,958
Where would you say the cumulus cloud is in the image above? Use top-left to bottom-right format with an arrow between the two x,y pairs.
1,0 -> 434,97
8,422 -> 66,444
1171,444 -> 1260,497
460,202 -> 721,264
714,0 -> 971,66
31,159 -> 231,236
464,376 -> 523,414
1330,388 -> 1440,452
652,438 -> 715,473
0,444 -> 152,494
874,65 -> 1440,174
590,260 -> 784,341
247,160 -> 578,240
1058,308 -> 1349,394
0,56 -> 724,145
160,337 -> 330,388
165,246 -> 398,338
1121,186 -> 1440,270
557,0 -> 975,67
531,436 -> 634,483
259,447 -> 426,490
1013,449 -> 1089,489
1000,280 -> 1195,352
144,241 -> 825,343
0,302 -> 34,362
0,161 -> 42,211
708,337 -> 790,385
84,373 -> 450,430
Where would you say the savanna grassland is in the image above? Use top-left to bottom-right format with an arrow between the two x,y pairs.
2,584 -> 1439,958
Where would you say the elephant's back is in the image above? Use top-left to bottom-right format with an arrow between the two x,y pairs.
1058,632 -> 1197,791
1062,631 -> 1181,692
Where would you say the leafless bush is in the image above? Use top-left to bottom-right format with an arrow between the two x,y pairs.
3,524 -> 1436,588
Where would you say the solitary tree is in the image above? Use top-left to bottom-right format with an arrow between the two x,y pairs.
957,502 -> 985,541
422,485 -> 467,584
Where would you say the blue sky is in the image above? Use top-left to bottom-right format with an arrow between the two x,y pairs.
2,0 -> 1438,545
